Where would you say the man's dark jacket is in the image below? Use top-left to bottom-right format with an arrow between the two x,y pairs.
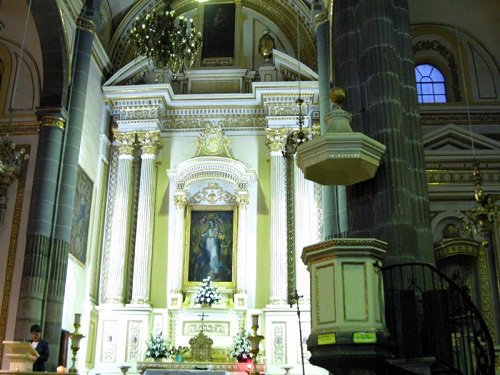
31,339 -> 49,371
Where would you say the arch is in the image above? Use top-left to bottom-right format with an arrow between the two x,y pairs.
0,45 -> 12,114
413,39 -> 460,101
108,0 -> 316,72
30,0 -> 69,108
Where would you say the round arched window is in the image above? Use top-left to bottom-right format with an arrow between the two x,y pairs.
415,64 -> 447,103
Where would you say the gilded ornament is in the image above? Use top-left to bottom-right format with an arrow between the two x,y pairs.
258,31 -> 275,62
40,116 -> 65,130
114,132 -> 136,156
265,129 -> 288,152
137,131 -> 161,155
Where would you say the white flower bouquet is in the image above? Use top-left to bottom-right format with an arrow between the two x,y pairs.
145,333 -> 169,359
228,327 -> 252,361
194,277 -> 221,306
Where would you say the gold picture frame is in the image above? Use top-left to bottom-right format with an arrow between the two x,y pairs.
183,205 -> 237,289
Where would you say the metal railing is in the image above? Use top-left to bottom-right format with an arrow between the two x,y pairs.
382,262 -> 495,375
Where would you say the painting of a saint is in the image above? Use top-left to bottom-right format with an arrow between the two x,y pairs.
201,3 -> 235,59
185,208 -> 236,284
69,167 -> 93,264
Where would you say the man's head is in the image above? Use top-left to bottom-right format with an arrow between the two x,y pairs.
30,324 -> 42,341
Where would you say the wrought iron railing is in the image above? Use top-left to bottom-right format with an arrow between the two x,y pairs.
382,262 -> 495,375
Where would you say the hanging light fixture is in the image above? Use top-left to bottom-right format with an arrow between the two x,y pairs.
462,161 -> 499,235
129,0 -> 202,78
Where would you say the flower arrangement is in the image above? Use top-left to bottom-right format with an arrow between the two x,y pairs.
228,327 -> 252,361
145,333 -> 169,359
0,136 -> 29,174
194,277 -> 221,306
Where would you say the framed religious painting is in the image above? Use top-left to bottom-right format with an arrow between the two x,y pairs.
69,166 -> 93,265
183,205 -> 237,289
201,2 -> 236,66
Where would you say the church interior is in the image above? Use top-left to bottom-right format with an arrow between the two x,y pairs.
0,0 -> 499,374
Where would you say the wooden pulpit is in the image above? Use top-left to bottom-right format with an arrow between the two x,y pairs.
2,341 -> 39,371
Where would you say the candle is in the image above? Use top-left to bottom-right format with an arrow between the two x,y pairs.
56,366 -> 65,374
252,314 -> 259,328
74,313 -> 81,325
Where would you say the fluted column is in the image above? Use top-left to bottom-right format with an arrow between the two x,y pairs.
102,132 -> 135,304
131,131 -> 160,304
236,192 -> 249,293
294,164 -> 319,303
169,193 -> 187,295
266,130 -> 288,305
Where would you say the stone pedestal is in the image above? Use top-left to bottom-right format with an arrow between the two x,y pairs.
301,238 -> 390,374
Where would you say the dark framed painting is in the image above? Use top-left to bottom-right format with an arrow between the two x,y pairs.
183,205 -> 237,288
69,167 -> 93,265
201,3 -> 235,59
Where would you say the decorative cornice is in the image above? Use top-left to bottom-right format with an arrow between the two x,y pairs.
420,112 -> 500,125
190,183 -> 237,205
434,238 -> 479,261
0,123 -> 39,135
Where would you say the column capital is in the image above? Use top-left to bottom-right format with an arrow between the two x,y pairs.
114,131 -> 136,156
236,193 -> 249,208
39,115 -> 66,130
137,131 -> 161,155
265,128 -> 288,153
314,11 -> 329,29
174,193 -> 187,208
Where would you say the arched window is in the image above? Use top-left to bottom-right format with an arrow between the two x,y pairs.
415,64 -> 447,103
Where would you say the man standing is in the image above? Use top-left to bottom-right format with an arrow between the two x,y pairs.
30,324 -> 49,371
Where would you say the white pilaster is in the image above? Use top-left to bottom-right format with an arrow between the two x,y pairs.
236,192 -> 249,294
267,130 -> 288,305
131,131 -> 160,304
103,132 -> 135,304
168,192 -> 187,308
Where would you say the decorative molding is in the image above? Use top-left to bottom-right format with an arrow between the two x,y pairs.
126,320 -> 141,361
194,125 -> 234,158
434,238 -> 479,261
272,323 -> 286,364
190,183 -> 237,205
420,111 -> 500,125
0,147 -> 29,367
182,321 -> 230,336
101,320 -> 118,362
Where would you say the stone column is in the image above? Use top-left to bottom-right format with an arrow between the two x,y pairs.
102,132 -> 136,304
15,113 -> 65,340
266,129 -> 288,305
168,192 -> 187,308
131,131 -> 160,304
334,0 -> 433,263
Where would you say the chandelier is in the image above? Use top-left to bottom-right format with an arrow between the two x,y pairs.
462,162 -> 499,236
129,1 -> 202,77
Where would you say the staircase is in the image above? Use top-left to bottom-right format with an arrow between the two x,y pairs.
381,263 -> 495,375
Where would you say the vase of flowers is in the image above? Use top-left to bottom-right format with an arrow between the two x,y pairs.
169,346 -> 188,362
229,327 -> 252,363
194,277 -> 221,307
145,333 -> 169,360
